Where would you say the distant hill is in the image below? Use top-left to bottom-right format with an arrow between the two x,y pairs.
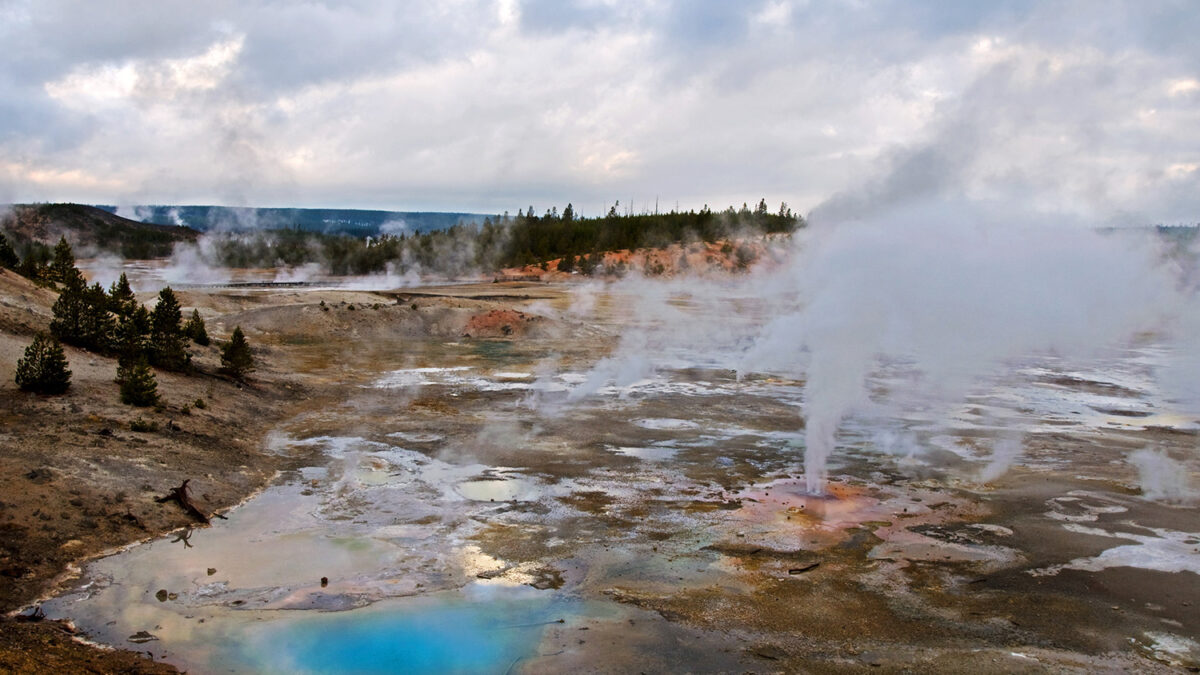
94,205 -> 488,236
1,203 -> 199,258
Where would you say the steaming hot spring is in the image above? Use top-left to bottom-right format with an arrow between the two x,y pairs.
42,222 -> 1200,673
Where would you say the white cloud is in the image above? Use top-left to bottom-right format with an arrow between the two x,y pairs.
2,1 -> 1199,221
44,35 -> 244,108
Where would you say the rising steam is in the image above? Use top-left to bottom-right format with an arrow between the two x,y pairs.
563,218 -> 1197,495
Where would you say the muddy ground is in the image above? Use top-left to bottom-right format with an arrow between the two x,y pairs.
0,270 -> 555,672
2,270 -> 1198,673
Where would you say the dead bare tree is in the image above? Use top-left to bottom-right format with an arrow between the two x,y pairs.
155,479 -> 216,524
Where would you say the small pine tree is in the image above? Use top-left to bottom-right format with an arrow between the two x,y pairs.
149,287 -> 189,371
15,333 -> 71,394
220,326 -> 254,381
119,355 -> 158,407
184,309 -> 210,346
0,232 -> 18,270
49,269 -> 88,343
50,236 -> 76,285
108,273 -> 137,318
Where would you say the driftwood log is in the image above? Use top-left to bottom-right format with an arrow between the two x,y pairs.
155,479 -> 221,524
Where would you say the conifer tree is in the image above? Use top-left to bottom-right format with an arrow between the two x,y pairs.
49,268 -> 88,343
220,326 -> 254,381
184,309 -> 210,346
0,232 -> 18,270
113,305 -> 150,384
17,244 -> 50,280
108,273 -> 137,318
148,287 -> 189,371
15,333 -> 71,394
119,355 -> 158,407
83,281 -> 116,350
50,269 -> 114,352
50,236 -> 75,285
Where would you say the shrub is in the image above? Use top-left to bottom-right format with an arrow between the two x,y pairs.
129,418 -> 159,432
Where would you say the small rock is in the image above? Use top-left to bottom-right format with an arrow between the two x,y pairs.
155,589 -> 168,602
749,645 -> 788,661
207,568 -> 217,576
128,631 -> 158,644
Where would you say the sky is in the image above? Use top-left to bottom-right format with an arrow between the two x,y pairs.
1,0 -> 1197,223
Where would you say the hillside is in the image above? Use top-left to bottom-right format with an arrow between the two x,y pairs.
1,204 -> 198,259
94,205 -> 487,237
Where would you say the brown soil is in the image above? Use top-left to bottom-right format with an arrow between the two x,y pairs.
0,271 -> 555,672
463,309 -> 543,338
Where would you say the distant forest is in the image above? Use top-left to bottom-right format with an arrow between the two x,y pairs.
205,199 -> 803,275
3,199 -> 804,277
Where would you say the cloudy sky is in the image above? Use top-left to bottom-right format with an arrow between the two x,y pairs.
1,0 -> 1197,223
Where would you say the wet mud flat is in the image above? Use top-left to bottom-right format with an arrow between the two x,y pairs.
37,282 -> 1200,673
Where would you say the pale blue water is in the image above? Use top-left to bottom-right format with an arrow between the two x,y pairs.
235,592 -> 568,674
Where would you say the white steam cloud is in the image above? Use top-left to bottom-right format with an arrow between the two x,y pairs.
1129,449 -> 1197,504
562,219 -> 1198,494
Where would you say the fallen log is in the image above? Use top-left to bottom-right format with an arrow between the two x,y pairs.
155,479 -> 211,525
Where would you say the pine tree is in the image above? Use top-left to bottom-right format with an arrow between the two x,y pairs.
113,305 -> 150,384
0,232 -> 18,270
50,270 -> 113,352
15,333 -> 71,394
49,268 -> 88,343
83,282 -> 116,351
17,244 -> 50,280
119,355 -> 158,407
108,273 -> 137,318
50,236 -> 75,285
184,309 -> 210,346
148,287 -> 189,371
220,326 -> 254,381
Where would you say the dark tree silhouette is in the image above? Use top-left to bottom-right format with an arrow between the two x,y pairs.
15,333 -> 71,394
50,236 -> 75,285
149,287 -> 190,371
220,326 -> 254,381
0,232 -> 18,270
184,309 -> 210,346
50,270 -> 114,352
119,355 -> 158,407
108,273 -> 137,318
